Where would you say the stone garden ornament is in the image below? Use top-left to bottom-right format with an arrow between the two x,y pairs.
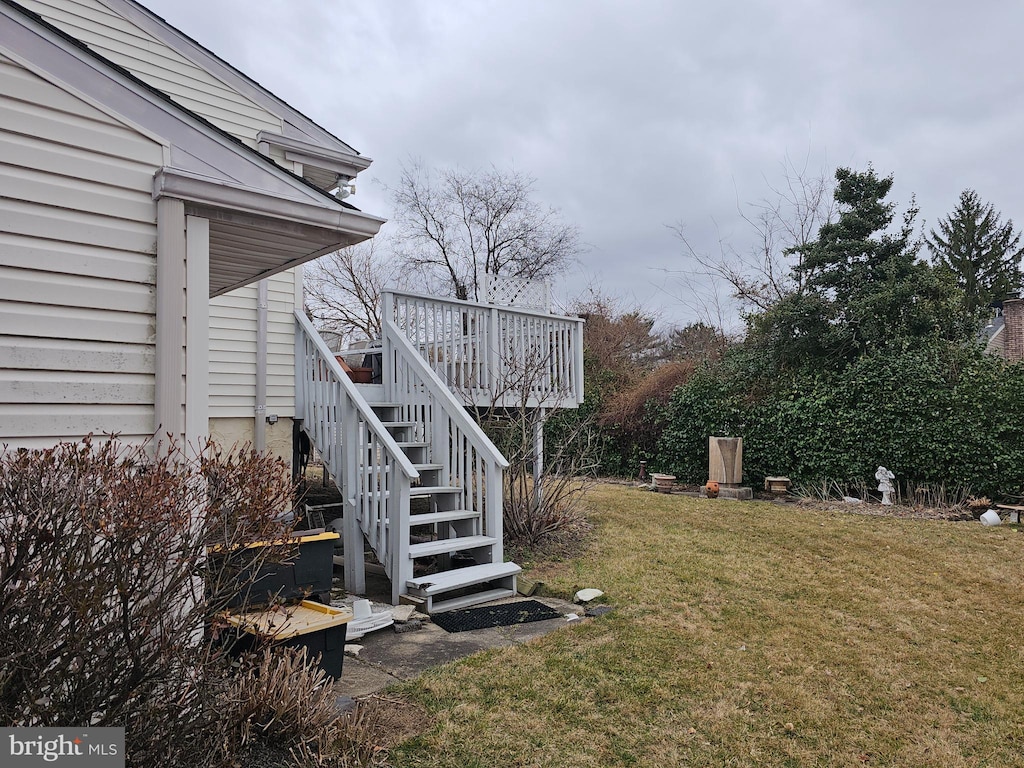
875,466 -> 895,506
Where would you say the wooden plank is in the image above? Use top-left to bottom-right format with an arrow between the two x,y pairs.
206,323 -> 256,341
0,56 -> 126,124
0,132 -> 155,192
204,349 -> 254,366
209,366 -> 259,381
0,403 -> 153,439
0,163 -> 156,224
20,0 -> 281,128
0,99 -> 162,165
208,303 -> 257,322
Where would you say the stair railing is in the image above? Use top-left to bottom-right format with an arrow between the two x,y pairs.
380,312 -> 510,565
384,290 -> 585,409
294,311 -> 419,601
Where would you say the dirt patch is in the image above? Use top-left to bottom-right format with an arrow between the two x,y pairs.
506,515 -> 594,565
357,694 -> 432,749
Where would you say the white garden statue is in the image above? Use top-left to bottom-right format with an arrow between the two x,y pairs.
875,466 -> 895,506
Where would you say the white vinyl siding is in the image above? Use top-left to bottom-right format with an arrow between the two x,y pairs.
0,52 -> 163,448
20,0 -> 282,147
208,270 -> 296,419
23,0 -> 305,428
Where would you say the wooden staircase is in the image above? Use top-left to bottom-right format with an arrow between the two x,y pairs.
295,290 -> 584,614
294,311 -> 519,614
367,399 -> 519,613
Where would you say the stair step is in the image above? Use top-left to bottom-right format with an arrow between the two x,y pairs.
428,587 -> 519,614
381,421 -> 417,430
395,441 -> 428,450
408,535 -> 497,559
413,463 -> 443,472
410,485 -> 462,497
407,561 -> 522,595
368,402 -> 403,410
409,509 -> 480,526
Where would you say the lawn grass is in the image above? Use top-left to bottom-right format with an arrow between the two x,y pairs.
390,485 -> 1024,767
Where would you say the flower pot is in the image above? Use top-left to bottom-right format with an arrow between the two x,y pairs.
651,473 -> 676,493
346,367 -> 374,384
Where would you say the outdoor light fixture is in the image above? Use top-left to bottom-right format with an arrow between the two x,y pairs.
334,175 -> 355,199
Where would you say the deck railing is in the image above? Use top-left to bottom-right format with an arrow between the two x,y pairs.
383,291 -> 585,409
381,316 -> 510,567
294,310 -> 419,602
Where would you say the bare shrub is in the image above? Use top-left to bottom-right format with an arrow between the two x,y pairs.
794,477 -> 974,515
215,647 -> 342,764
898,481 -> 972,513
328,702 -> 392,768
600,360 -> 697,429
0,437 -> 297,766
484,409 -> 598,549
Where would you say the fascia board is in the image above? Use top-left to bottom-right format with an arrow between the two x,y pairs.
154,167 -> 385,237
96,0 -> 361,156
258,130 -> 373,178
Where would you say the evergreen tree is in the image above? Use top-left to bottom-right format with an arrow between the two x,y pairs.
749,167 -> 968,370
926,189 -> 1024,313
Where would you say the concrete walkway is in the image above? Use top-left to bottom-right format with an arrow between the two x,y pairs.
335,595 -> 584,698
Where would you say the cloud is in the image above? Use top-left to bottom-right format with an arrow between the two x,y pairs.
146,0 -> 1024,329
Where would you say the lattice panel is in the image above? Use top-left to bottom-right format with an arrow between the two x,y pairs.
483,274 -> 551,311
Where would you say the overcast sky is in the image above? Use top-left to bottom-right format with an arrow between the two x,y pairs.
146,0 -> 1024,331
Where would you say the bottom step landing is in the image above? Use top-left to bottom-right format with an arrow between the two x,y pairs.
405,561 -> 522,614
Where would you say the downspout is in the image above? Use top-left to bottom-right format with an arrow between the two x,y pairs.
252,141 -> 276,454
292,265 -> 305,479
254,278 -> 268,452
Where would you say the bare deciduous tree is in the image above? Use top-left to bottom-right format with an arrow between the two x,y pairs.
304,235 -> 408,346
674,157 -> 836,312
468,342 -> 599,550
571,289 -> 664,398
390,161 -> 581,301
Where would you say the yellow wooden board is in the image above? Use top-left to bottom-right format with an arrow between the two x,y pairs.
226,600 -> 352,639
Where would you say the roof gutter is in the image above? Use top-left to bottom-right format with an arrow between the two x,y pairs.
152,167 -> 385,237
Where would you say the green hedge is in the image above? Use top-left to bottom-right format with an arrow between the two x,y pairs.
618,346 -> 1024,498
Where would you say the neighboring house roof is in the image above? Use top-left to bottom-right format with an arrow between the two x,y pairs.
982,315 -> 1005,357
98,0 -> 372,191
1,0 -> 384,295
983,315 -> 1007,358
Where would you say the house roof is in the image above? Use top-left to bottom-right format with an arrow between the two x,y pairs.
1,0 -> 384,295
98,0 -> 372,191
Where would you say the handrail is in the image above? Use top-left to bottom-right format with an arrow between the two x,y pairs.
385,290 -> 585,407
382,317 -> 509,469
382,311 -> 509,568
387,288 -> 584,323
295,311 -> 418,602
294,310 -> 419,480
